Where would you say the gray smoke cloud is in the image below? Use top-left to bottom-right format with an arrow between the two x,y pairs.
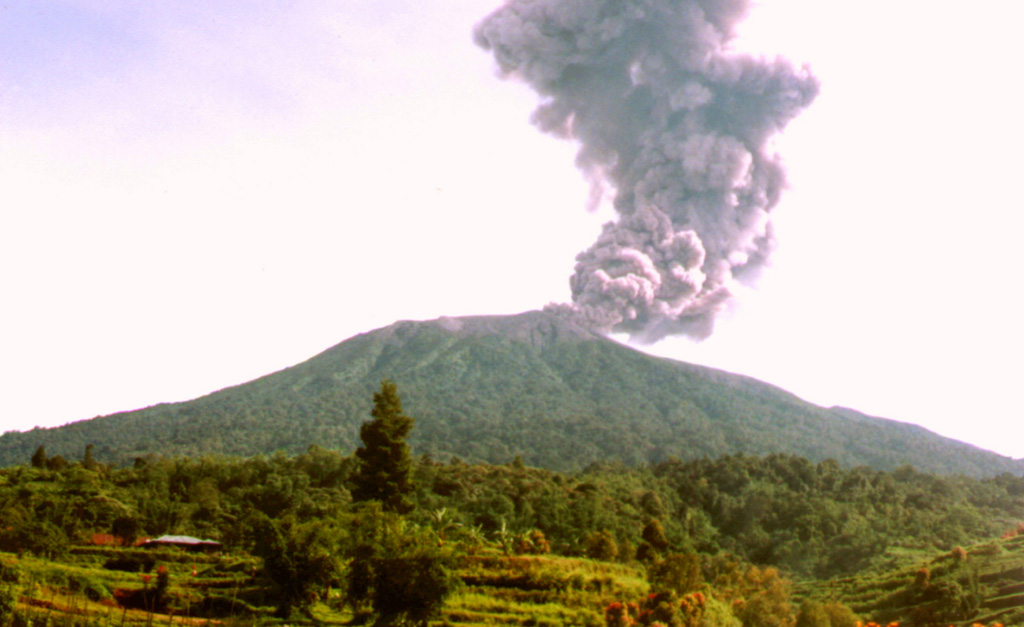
474,0 -> 819,342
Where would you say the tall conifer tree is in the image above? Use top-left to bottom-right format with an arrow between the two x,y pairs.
352,380 -> 415,514
31,445 -> 47,469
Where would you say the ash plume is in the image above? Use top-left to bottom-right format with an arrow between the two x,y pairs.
475,0 -> 819,342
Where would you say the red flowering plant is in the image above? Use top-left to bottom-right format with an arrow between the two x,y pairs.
1000,521 -> 1024,539
605,589 -> 716,627
640,590 -> 682,627
677,592 -> 707,627
605,602 -> 635,627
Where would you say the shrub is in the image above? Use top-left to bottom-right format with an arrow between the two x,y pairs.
0,561 -> 20,584
796,600 -> 828,627
0,583 -> 17,625
702,596 -> 742,627
84,581 -> 111,602
637,542 -> 659,563
529,530 -> 551,555
67,574 -> 110,601
647,553 -> 702,595
913,567 -> 930,588
642,520 -> 670,552
515,530 -> 552,555
586,531 -> 620,562
822,601 -> 859,627
604,601 -> 632,627
103,555 -> 156,573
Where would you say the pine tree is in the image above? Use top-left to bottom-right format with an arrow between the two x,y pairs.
30,445 -> 47,469
351,380 -> 415,515
83,444 -> 99,471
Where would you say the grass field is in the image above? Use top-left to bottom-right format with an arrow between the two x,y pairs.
796,533 -> 1024,626
0,546 -> 649,627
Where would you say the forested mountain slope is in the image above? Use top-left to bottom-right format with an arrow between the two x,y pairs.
2,310 -> 1021,476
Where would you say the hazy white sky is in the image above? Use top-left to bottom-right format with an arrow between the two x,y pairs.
2,0 -> 1022,459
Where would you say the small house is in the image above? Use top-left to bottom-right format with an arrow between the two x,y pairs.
140,535 -> 222,553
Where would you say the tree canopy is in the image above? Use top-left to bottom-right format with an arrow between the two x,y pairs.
351,380 -> 416,515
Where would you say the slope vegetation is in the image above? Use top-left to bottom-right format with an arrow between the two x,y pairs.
2,311 -> 1021,476
799,528 -> 1024,626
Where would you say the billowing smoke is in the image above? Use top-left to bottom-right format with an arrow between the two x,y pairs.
474,0 -> 819,342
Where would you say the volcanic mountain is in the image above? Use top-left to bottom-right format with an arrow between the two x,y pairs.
2,310 -> 1021,476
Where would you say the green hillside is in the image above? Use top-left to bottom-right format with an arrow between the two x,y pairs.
2,446 -> 1022,627
2,311 -> 1021,476
799,528 -> 1024,626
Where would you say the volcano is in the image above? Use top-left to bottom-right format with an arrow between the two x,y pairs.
2,310 -> 1021,477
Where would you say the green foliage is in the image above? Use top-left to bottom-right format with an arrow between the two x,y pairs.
344,504 -> 457,626
67,571 -> 111,602
247,513 -> 341,619
111,515 -> 140,546
647,553 -> 702,595
643,589 -> 684,627
2,447 -> 1021,585
642,519 -> 670,552
730,567 -> 793,627
796,600 -> 829,627
0,443 -> 1021,627
154,564 -> 170,607
703,595 -> 744,627
586,530 -> 619,562
0,520 -> 69,559
820,601 -> 859,627
46,454 -> 69,471
0,581 -> 16,626
352,380 -> 416,515
514,529 -> 551,555
102,553 -> 156,572
31,446 -> 47,469
0,561 -> 19,625
82,444 -> 101,472
4,312 -> 1023,479
654,453 -> 1024,577
0,430 -> 1022,627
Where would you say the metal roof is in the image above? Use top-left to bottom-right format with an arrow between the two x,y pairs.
147,535 -> 221,545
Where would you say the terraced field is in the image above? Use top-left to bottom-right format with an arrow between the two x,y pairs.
1,546 -> 648,627
798,533 -> 1024,626
445,555 -> 647,627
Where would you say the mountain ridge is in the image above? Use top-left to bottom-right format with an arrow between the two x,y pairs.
2,310 -> 1021,476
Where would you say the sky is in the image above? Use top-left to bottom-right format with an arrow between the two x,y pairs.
2,0 -> 1023,459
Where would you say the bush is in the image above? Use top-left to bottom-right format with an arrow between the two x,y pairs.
703,596 -> 742,627
642,520 -> 670,552
796,600 -> 828,627
104,555 -> 156,573
0,521 -> 69,559
84,581 -> 111,602
822,601 -> 859,627
345,509 -> 458,625
194,594 -> 260,617
67,574 -> 111,601
585,531 -> 619,562
0,584 -> 17,625
647,553 -> 702,595
0,561 -> 20,584
636,541 -> 658,563
515,530 -> 551,555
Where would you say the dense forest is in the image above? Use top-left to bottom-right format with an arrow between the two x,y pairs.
3,382 -> 1024,626
6,443 -> 1023,579
4,312 -> 1022,478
